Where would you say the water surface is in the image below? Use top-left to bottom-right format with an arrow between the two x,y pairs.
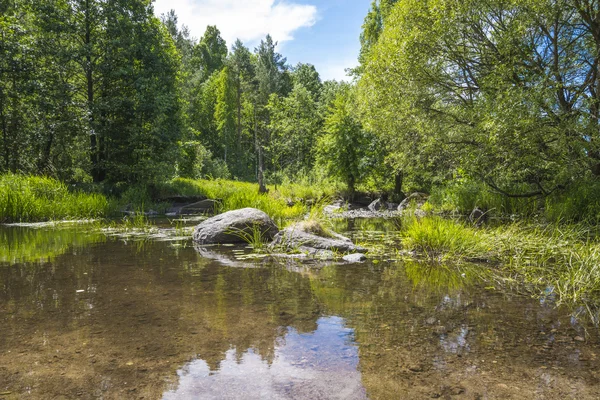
0,224 -> 599,399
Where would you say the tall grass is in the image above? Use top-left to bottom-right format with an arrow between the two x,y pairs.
544,180 -> 600,223
401,216 -> 489,262
400,216 -> 600,308
158,178 -> 336,222
0,174 -> 111,223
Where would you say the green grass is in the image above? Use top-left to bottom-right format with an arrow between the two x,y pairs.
158,178 -> 339,223
428,181 -> 543,217
0,175 -> 343,224
400,216 -> 600,309
400,216 -> 489,262
0,174 -> 111,223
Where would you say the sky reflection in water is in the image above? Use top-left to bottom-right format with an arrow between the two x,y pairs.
163,317 -> 367,400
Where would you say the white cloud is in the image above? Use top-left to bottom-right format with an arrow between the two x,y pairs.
153,0 -> 318,47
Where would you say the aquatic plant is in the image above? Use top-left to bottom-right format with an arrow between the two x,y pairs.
226,223 -> 272,251
400,216 -> 489,262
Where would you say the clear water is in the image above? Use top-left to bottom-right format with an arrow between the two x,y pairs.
0,224 -> 599,399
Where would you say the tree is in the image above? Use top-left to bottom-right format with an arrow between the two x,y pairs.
268,84 -> 322,174
254,35 -> 289,192
227,39 -> 256,176
359,0 -> 600,197
318,87 -> 369,197
292,63 -> 322,100
195,25 -> 227,81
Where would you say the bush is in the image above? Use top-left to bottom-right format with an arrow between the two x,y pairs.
428,180 -> 543,217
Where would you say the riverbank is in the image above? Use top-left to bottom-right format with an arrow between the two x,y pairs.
399,216 -> 600,314
3,173 -> 600,314
0,174 -> 340,223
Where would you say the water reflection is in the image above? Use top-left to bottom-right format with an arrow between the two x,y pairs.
0,226 -> 599,399
163,317 -> 366,400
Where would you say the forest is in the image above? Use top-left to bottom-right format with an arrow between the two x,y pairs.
3,2 -> 600,397
3,0 -> 600,222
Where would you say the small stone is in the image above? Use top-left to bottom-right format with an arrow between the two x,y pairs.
574,336 -> 585,342
342,253 -> 367,263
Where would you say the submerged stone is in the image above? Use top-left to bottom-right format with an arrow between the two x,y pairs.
342,253 -> 367,263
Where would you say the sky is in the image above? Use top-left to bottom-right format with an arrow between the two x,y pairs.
152,0 -> 372,82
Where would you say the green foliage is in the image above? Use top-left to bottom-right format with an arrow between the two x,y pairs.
428,180 -> 543,217
0,174 -> 110,222
268,84 -> 322,174
544,180 -> 600,223
358,0 -> 600,202
317,87 -> 375,195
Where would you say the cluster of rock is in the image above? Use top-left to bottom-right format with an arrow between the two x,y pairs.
323,192 -> 431,218
192,208 -> 367,262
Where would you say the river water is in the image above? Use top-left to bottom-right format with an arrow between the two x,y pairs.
0,223 -> 599,399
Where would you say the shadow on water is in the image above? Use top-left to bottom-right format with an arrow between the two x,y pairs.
0,225 -> 599,399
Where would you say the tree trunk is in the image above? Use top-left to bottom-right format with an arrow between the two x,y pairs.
393,170 -> 405,202
254,107 -> 268,194
0,87 -> 8,172
236,72 -> 242,172
84,0 -> 100,182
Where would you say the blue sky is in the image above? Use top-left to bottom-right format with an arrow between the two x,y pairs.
152,0 -> 372,81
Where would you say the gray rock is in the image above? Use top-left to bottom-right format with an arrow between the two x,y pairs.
180,199 -> 221,214
342,253 -> 367,263
469,207 -> 486,225
323,204 -> 343,214
271,224 -> 367,253
398,192 -> 429,212
193,208 -> 279,245
368,198 -> 385,212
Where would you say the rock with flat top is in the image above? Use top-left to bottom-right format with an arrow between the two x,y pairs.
271,223 -> 367,253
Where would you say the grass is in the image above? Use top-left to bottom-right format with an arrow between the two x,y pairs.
0,174 -> 111,223
428,181 -> 543,218
226,223 -> 272,251
0,174 -> 343,224
158,178 -> 337,223
399,216 -> 600,310
400,216 -> 489,262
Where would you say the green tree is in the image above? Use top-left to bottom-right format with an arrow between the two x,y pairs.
291,63 -> 322,100
195,25 -> 228,81
268,83 -> 322,174
254,35 -> 289,192
318,88 -> 369,197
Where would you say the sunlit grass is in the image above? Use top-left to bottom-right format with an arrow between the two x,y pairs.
400,216 -> 600,308
400,216 -> 489,262
160,178 -> 337,223
0,174 -> 111,223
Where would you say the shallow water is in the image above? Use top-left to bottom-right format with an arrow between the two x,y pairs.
0,224 -> 599,399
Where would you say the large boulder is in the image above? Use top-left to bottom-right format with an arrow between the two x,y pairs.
271,222 -> 367,253
192,208 -> 279,245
